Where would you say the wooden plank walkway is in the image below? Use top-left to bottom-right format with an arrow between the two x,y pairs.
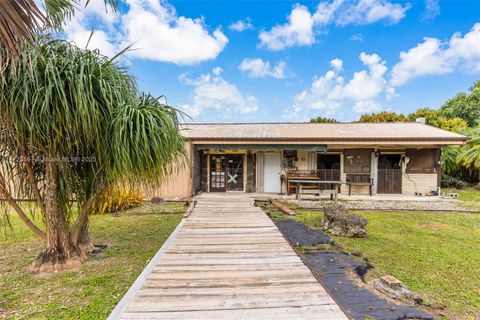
109,193 -> 348,320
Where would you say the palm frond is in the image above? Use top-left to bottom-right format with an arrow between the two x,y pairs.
458,136 -> 480,170
0,0 -> 45,53
109,93 -> 186,185
0,0 -> 118,54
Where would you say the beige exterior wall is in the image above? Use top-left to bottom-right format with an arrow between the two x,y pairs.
142,141 -> 193,199
296,150 -> 309,170
402,173 -> 438,195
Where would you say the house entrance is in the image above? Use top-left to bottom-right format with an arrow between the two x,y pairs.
377,154 -> 402,194
210,154 -> 244,192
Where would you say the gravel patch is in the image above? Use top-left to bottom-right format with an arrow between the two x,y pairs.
290,199 -> 477,212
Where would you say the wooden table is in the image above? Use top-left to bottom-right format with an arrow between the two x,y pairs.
288,179 -> 344,201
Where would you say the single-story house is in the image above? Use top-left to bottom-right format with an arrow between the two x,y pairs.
155,122 -> 468,198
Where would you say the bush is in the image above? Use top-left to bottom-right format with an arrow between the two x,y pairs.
93,187 -> 145,214
441,174 -> 469,189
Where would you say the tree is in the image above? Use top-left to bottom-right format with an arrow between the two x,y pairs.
458,127 -> 480,171
0,38 -> 185,270
0,0 -> 114,54
310,116 -> 339,123
406,108 -> 468,133
439,81 -> 480,127
357,111 -> 407,123
432,117 -> 469,133
406,107 -> 438,123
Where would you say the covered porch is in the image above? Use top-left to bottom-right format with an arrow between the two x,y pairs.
191,144 -> 442,197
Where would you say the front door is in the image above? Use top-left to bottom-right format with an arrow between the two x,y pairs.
210,155 -> 226,192
377,154 -> 402,194
263,153 -> 281,193
210,154 -> 245,192
226,155 -> 244,191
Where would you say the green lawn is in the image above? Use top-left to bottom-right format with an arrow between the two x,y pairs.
0,203 -> 184,319
444,186 -> 480,210
273,203 -> 480,319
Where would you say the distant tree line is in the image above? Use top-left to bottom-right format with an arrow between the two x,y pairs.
310,81 -> 480,186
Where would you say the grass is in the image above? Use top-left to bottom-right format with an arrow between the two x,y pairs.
270,201 -> 480,319
444,186 -> 480,210
0,202 -> 185,319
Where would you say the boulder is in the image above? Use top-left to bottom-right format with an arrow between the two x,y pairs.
322,205 -> 367,237
373,275 -> 413,300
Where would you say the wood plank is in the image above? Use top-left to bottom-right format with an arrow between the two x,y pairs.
121,306 -> 345,320
271,199 -> 296,216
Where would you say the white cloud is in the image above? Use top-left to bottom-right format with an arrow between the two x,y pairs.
63,0 -> 228,64
313,0 -> 345,24
343,52 -> 387,100
120,0 -> 228,64
333,0 -> 411,26
353,100 -> 382,112
330,58 -> 343,71
289,53 -> 389,118
259,4 -> 315,51
386,86 -> 398,100
422,0 -> 440,20
239,58 -> 286,79
259,0 -> 410,51
179,68 -> 259,117
63,0 -> 119,57
391,23 -> 480,86
230,18 -> 254,31
350,33 -> 364,41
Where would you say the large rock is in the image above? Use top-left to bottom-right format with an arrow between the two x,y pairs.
322,205 -> 367,237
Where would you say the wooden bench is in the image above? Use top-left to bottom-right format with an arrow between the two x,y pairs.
346,174 -> 373,196
298,185 -> 338,202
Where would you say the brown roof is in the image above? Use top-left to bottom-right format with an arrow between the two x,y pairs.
180,122 -> 468,142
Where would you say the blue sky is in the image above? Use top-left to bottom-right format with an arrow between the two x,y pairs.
63,0 -> 480,122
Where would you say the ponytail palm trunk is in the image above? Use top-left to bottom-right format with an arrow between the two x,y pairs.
0,38 -> 185,270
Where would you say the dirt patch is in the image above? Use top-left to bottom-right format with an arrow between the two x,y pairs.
417,222 -> 444,231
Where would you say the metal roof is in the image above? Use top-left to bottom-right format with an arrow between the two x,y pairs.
179,122 -> 468,142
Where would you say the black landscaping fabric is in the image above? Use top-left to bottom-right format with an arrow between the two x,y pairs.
305,252 -> 433,320
277,220 -> 434,320
275,220 -> 332,246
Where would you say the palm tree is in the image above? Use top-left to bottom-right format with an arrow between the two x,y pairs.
0,37 -> 185,270
458,136 -> 480,172
0,0 -> 115,54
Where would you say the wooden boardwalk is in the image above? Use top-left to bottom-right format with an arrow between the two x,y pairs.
109,193 -> 348,320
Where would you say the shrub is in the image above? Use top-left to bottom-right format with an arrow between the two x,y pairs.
93,187 -> 145,214
441,174 -> 469,189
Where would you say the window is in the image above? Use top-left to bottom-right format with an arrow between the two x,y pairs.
344,149 -> 372,173
405,149 -> 439,173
